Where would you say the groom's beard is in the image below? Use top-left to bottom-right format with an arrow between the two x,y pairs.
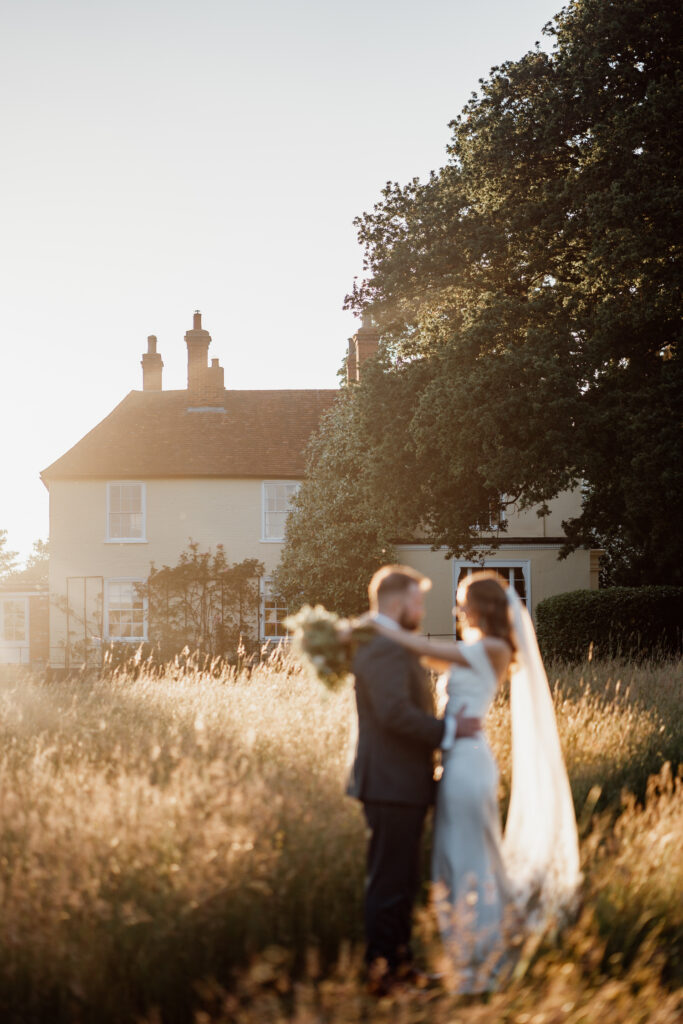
399,610 -> 421,631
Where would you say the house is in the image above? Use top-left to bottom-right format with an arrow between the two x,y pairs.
41,312 -> 600,669
41,312 -> 337,668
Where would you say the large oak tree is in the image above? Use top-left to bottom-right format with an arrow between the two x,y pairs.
278,0 -> 682,611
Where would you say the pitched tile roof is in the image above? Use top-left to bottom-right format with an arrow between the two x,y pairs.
41,389 -> 338,482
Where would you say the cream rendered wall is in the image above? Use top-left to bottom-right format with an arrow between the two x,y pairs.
408,490 -> 583,544
390,547 -> 456,637
396,544 -> 592,634
479,489 -> 583,539
47,479 -> 592,664
530,547 -> 591,606
48,478 -> 291,665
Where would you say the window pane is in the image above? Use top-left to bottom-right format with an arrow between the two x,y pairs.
121,513 -> 143,538
2,599 -> 26,642
107,582 -> 144,639
108,484 -> 144,539
109,485 -> 122,513
513,567 -> 527,602
120,485 -> 142,513
263,482 -> 299,539
262,581 -> 289,639
265,510 -> 287,540
456,566 -> 528,607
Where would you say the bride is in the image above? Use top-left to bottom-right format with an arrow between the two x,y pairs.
371,569 -> 580,993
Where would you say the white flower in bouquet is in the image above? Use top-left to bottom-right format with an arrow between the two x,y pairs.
283,604 -> 375,691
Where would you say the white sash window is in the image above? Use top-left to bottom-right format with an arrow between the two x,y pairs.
261,579 -> 289,641
106,482 -> 146,541
105,581 -> 146,641
261,481 -> 299,541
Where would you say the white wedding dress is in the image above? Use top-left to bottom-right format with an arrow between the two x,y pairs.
432,591 -> 581,993
433,639 -> 513,992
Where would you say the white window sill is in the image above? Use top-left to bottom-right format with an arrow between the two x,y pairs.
105,636 -> 147,643
104,539 -> 148,544
260,538 -> 285,544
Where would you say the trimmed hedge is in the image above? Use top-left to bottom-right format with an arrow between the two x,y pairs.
535,586 -> 683,662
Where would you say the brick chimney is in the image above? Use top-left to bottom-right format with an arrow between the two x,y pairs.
141,335 -> 163,391
346,338 -> 358,381
185,311 -> 225,403
185,311 -> 211,389
347,311 -> 380,383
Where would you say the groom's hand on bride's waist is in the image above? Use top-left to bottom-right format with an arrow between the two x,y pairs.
454,705 -> 482,739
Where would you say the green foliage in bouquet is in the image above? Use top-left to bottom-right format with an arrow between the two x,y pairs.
284,605 -> 375,691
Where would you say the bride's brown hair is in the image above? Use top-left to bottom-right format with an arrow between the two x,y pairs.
456,570 -> 517,658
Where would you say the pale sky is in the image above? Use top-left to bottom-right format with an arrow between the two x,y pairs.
1,0 -> 563,562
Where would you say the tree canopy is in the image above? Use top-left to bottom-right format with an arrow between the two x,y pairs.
22,539 -> 50,584
273,386 -> 397,613
0,530 -> 19,581
278,0 -> 682,609
0,536 -> 49,587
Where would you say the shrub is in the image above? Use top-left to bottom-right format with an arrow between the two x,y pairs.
536,587 -> 683,662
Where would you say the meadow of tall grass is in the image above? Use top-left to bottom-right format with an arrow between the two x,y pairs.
0,652 -> 680,1023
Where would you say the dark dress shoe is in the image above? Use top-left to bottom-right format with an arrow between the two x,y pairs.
365,973 -> 394,997
365,959 -> 394,998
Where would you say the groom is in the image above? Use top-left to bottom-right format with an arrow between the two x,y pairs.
346,564 -> 481,993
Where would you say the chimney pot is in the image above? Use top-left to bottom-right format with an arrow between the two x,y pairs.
193,310 -> 202,330
147,335 -> 157,354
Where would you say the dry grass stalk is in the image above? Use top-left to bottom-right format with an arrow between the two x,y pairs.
0,653 -> 680,1022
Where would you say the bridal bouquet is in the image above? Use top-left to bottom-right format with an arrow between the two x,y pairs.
283,605 -> 375,691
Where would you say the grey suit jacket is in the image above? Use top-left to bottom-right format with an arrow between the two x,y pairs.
346,634 -> 445,806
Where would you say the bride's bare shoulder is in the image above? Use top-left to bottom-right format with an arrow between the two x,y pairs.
481,636 -> 512,671
482,636 -> 509,652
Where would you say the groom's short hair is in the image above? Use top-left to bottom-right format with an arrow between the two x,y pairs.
368,565 -> 432,609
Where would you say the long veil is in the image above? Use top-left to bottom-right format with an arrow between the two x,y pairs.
503,588 -> 581,924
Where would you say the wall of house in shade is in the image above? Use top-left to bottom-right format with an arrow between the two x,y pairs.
396,488 -> 599,635
396,545 -> 594,637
